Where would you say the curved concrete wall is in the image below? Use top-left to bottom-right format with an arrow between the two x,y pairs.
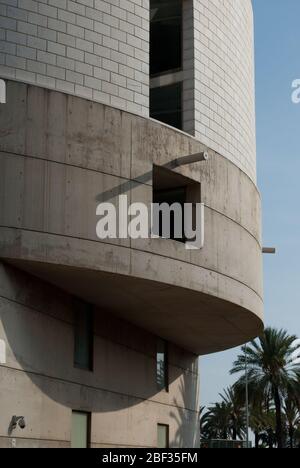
0,2 -> 261,449
0,263 -> 199,448
0,0 -> 149,116
0,1 -> 256,181
193,0 -> 256,181
0,82 -> 263,355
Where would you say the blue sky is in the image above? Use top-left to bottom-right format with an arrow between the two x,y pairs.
201,0 -> 300,408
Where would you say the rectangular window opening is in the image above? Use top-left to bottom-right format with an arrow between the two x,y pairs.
150,0 -> 182,76
150,82 -> 183,130
153,165 -> 201,244
71,411 -> 91,449
157,424 -> 169,448
74,301 -> 94,371
156,338 -> 168,392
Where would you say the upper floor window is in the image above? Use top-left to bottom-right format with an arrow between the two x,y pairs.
150,82 -> 182,130
150,0 -> 182,76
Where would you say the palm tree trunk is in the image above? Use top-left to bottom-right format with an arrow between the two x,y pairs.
255,431 -> 259,449
273,386 -> 283,448
289,427 -> 294,449
268,430 -> 274,449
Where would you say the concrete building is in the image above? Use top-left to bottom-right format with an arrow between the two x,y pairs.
0,0 -> 263,448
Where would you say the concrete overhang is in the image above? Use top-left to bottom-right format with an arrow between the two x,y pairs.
0,228 -> 263,356
0,82 -> 264,356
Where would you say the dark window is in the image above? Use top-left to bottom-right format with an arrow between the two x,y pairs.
157,424 -> 169,448
153,186 -> 186,243
153,165 -> 201,244
74,301 -> 94,371
156,339 -> 168,391
150,83 -> 182,130
71,411 -> 91,448
150,0 -> 182,76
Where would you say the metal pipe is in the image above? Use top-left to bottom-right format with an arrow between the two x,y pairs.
174,152 -> 209,167
262,247 -> 276,254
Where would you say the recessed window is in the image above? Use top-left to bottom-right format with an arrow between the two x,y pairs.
150,83 -> 182,130
157,424 -> 169,448
153,165 -> 201,244
150,0 -> 182,76
71,411 -> 91,448
153,185 -> 186,243
0,79 -> 6,104
74,301 -> 94,371
156,339 -> 168,391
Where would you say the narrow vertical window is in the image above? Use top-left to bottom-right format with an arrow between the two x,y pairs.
71,411 -> 91,448
156,339 -> 168,391
0,79 -> 6,104
74,301 -> 94,371
157,424 -> 169,448
150,0 -> 182,76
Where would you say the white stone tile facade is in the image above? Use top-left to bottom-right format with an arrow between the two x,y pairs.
0,0 -> 257,181
192,0 -> 257,181
0,0 -> 150,117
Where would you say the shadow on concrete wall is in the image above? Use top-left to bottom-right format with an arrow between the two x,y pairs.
170,371 -> 200,448
0,263 -> 197,420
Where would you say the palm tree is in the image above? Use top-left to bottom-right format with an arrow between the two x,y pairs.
201,387 -> 246,443
220,387 -> 246,441
294,425 -> 300,448
231,328 -> 300,448
201,401 -> 232,440
199,406 -> 207,441
284,397 -> 300,448
249,402 -> 272,448
250,405 -> 277,448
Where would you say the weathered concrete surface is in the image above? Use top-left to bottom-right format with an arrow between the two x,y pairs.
0,80 -> 263,449
0,263 -> 199,448
0,81 -> 263,355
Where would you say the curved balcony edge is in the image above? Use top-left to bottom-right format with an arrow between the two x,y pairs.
0,227 -> 263,355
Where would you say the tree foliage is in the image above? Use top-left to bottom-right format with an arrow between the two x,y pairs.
201,328 -> 300,448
